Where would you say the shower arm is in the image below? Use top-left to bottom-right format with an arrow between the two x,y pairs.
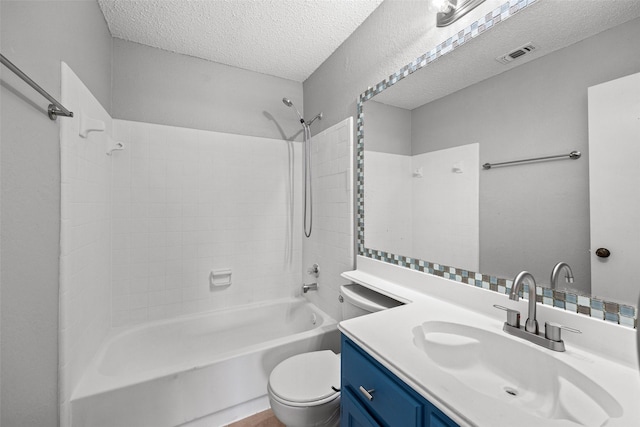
306,112 -> 323,127
282,98 -> 322,127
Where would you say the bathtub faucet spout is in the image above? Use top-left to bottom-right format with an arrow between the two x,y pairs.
302,283 -> 318,293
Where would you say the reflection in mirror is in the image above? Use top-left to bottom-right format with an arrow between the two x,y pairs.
365,100 -> 479,272
361,2 -> 640,313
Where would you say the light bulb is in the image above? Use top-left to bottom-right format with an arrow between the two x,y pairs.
433,0 -> 456,13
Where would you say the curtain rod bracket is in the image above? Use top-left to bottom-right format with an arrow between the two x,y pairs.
48,104 -> 74,121
1,53 -> 74,121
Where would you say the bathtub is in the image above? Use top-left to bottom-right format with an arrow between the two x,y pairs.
71,298 -> 339,427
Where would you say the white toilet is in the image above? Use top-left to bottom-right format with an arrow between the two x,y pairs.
267,284 -> 402,427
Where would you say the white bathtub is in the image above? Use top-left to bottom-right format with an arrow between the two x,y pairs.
71,298 -> 339,427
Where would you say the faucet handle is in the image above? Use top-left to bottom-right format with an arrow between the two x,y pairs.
493,304 -> 521,328
307,263 -> 320,277
544,321 -> 582,342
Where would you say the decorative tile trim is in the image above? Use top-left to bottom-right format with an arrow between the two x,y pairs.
355,0 -> 637,328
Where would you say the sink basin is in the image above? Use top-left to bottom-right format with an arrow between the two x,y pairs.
412,321 -> 623,426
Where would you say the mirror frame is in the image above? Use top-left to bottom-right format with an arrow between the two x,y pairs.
355,0 -> 637,328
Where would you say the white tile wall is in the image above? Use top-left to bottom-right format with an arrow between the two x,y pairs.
302,118 -> 355,321
363,151 -> 413,255
111,120 -> 303,326
363,145 -> 479,271
412,144 -> 479,271
59,63 -> 113,426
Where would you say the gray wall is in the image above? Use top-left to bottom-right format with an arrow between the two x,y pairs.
411,18 -> 640,291
0,1 -> 112,426
112,38 -> 304,141
302,0 -> 501,137
366,101 -> 411,155
303,0 -> 446,137
302,0 -> 443,269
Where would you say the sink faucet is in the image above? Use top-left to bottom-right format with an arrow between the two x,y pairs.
550,262 -> 574,290
499,270 -> 582,352
509,271 -> 538,334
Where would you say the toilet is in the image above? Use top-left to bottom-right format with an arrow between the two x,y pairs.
267,283 -> 402,427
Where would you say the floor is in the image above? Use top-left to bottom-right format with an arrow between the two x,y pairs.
227,409 -> 285,427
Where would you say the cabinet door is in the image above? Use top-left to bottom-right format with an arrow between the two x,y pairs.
342,338 -> 423,426
341,388 -> 382,427
341,335 -> 459,427
428,407 -> 459,427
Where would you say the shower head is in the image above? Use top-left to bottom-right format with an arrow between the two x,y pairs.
282,97 -> 322,127
282,97 -> 305,123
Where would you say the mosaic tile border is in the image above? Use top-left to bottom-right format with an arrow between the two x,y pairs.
355,0 -> 637,329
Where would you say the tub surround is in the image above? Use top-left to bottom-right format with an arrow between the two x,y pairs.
58,63 -> 310,426
59,62 -> 114,427
301,117 -> 355,321
111,120 -> 304,327
339,256 -> 640,426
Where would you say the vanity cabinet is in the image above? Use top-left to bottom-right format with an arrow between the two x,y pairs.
341,335 -> 458,427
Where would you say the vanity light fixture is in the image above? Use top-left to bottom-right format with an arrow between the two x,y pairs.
435,0 -> 487,27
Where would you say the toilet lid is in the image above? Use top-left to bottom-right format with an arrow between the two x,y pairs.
269,350 -> 340,404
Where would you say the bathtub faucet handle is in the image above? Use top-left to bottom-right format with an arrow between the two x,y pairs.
302,283 -> 318,293
307,263 -> 320,277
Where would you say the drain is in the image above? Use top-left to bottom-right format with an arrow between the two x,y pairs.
504,386 -> 519,397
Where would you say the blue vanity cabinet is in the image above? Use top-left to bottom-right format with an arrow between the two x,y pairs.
341,335 -> 458,427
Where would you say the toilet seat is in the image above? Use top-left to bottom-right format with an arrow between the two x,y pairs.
268,350 -> 340,407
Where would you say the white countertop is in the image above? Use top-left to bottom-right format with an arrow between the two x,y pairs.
339,258 -> 640,427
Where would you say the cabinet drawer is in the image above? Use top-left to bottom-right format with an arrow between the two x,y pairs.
342,338 -> 423,426
341,388 -> 382,427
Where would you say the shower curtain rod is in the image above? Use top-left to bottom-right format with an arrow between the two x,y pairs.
1,53 -> 74,120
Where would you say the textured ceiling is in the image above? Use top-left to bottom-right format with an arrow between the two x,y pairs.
373,0 -> 640,109
98,0 -> 384,82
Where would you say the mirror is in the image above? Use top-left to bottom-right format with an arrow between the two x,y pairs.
360,1 -> 640,314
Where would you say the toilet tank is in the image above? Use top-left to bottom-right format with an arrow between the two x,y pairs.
340,283 -> 403,320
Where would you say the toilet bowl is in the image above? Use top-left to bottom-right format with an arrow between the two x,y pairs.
267,350 -> 341,427
267,284 -> 402,426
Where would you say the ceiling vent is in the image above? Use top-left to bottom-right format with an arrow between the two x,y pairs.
496,43 -> 537,64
